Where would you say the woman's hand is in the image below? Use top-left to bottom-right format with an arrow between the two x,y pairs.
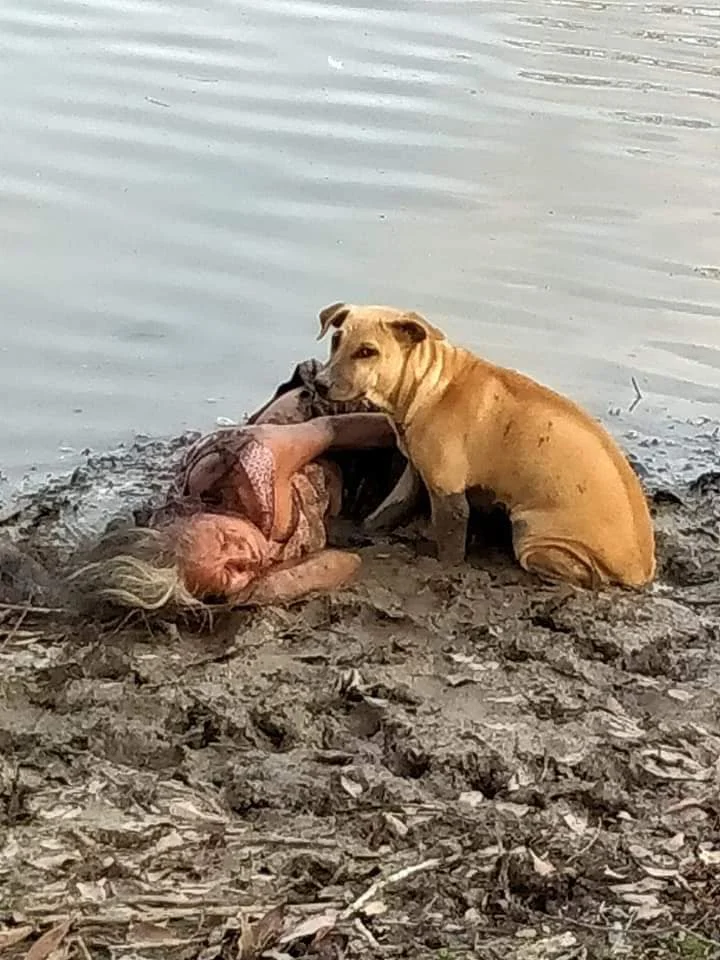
238,549 -> 361,605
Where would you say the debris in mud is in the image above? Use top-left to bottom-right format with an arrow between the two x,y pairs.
1,437 -> 720,958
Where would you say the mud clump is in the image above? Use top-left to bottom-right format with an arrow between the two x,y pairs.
1,443 -> 720,958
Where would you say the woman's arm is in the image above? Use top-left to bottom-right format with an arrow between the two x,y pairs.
262,414 -> 395,483
256,416 -> 398,542
237,549 -> 361,605
323,413 -> 397,451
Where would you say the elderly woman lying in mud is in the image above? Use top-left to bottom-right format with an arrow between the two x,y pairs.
72,362 -> 409,612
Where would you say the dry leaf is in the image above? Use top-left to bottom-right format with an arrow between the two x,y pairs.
698,849 -> 720,866
562,812 -> 587,836
238,905 -> 285,959
127,922 -> 182,944
611,877 -> 665,895
168,799 -> 226,823
458,791 -> 485,809
667,688 -> 694,702
516,932 -> 577,959
446,674 -> 477,688
664,797 -> 706,814
477,844 -> 502,860
495,802 -> 531,818
507,769 -> 534,790
628,843 -> 654,861
155,830 -> 185,853
632,895 -> 669,921
610,877 -> 670,920
528,849 -> 555,877
382,813 -> 408,838
641,748 -> 711,782
277,911 -> 337,945
339,775 -> 363,799
75,880 -> 107,903
238,920 -> 256,958
449,652 -> 477,666
44,945 -> 69,960
253,904 -> 285,952
641,865 -> 679,879
361,901 -> 387,918
0,926 -> 33,951
28,854 -> 77,872
605,714 -> 645,742
24,919 -> 71,960
663,832 -> 685,853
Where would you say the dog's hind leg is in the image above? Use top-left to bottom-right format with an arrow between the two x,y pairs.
513,524 -> 607,589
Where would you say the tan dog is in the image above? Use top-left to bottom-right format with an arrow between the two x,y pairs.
314,302 -> 656,589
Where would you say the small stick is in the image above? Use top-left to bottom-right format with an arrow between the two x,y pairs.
0,602 -> 65,615
629,376 -> 643,413
104,936 -> 206,951
74,935 -> 93,960
353,918 -> 381,950
29,901 -> 346,927
223,831 -> 340,849
1,603 -> 30,649
340,857 -> 441,921
567,823 -> 602,865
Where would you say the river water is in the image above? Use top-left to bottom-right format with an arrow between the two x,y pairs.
2,0 -> 719,484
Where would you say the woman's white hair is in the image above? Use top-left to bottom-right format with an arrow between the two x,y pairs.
69,527 -> 202,612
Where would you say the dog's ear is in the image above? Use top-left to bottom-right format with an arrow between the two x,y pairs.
317,302 -> 351,341
389,311 -> 446,346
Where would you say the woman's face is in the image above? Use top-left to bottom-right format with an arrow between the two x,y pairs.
176,513 -> 270,599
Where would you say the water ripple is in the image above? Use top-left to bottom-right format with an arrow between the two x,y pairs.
0,0 -> 719,479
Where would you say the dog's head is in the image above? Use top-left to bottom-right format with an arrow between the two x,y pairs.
314,302 -> 446,408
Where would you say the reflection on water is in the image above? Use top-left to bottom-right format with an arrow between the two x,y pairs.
0,0 -> 719,482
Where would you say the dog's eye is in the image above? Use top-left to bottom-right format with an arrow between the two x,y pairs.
353,345 -> 378,360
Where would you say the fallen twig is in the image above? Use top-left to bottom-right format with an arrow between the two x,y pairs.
353,917 -> 381,950
0,926 -> 34,951
73,935 -> 94,960
223,830 -> 340,849
531,907 -> 720,946
340,857 -> 442,921
629,376 -> 643,413
1,604 -> 30,650
567,823 -> 602,865
24,901 -> 344,927
0,602 -> 66,615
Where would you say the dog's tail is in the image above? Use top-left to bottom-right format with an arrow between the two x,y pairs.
68,528 -> 201,612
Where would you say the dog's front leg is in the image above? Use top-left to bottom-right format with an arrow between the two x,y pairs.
430,490 -> 469,566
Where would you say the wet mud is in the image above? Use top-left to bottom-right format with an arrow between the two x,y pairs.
1,435 -> 720,959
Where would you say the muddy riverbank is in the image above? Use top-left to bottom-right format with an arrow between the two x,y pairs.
1,433 -> 719,959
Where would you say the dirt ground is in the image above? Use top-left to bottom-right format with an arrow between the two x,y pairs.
1,433 -> 720,960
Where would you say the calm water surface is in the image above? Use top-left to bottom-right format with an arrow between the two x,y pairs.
1,0 -> 719,482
